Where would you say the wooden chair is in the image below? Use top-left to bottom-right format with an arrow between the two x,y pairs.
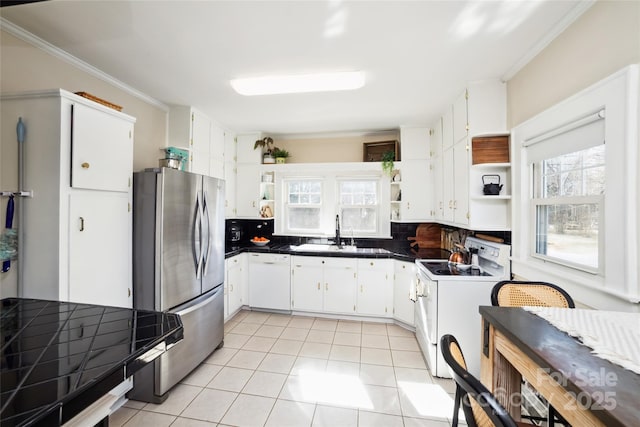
440,334 -> 527,427
491,280 -> 575,308
491,280 -> 575,426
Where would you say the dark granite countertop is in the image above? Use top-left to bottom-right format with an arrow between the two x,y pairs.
0,298 -> 183,426
225,243 -> 450,262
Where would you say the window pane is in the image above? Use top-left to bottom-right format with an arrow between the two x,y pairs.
341,208 -> 377,232
537,145 -> 605,198
535,203 -> 599,269
288,180 -> 321,205
288,207 -> 321,229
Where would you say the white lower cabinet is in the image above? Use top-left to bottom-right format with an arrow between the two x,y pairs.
291,256 -> 356,314
393,260 -> 416,326
323,258 -> 357,314
356,259 -> 393,316
225,253 -> 246,320
69,192 -> 131,307
290,256 -> 324,311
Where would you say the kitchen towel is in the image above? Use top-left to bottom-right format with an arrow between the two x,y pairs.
524,307 -> 640,375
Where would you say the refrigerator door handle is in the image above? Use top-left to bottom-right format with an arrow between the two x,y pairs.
193,193 -> 204,278
202,190 -> 212,276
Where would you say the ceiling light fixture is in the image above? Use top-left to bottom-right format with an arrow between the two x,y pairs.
230,71 -> 365,96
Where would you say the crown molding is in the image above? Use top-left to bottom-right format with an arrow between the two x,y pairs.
502,0 -> 596,82
0,17 -> 169,112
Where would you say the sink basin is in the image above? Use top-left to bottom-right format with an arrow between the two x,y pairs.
292,243 -> 358,252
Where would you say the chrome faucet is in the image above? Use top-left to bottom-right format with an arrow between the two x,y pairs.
335,214 -> 342,248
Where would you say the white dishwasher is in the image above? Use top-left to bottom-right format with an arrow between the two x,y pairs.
248,253 -> 291,310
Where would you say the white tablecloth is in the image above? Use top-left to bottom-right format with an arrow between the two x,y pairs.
524,307 -> 640,375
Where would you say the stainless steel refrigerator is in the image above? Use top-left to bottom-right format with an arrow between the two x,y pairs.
128,167 -> 225,403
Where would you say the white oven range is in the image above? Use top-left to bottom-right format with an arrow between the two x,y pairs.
414,237 -> 511,378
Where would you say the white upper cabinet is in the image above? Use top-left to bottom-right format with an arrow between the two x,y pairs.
453,90 -> 468,144
236,133 -> 262,164
71,102 -> 133,192
209,122 -> 225,179
400,126 -> 430,160
436,79 -> 509,230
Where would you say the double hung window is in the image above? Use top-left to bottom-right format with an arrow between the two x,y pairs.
527,110 -> 605,273
338,179 -> 379,234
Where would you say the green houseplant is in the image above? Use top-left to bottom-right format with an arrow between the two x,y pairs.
254,137 -> 275,163
381,150 -> 396,176
272,147 -> 290,164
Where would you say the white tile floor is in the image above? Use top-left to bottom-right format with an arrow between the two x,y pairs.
111,310 -> 461,427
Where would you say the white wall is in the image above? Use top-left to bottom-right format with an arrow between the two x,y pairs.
506,0 -> 640,310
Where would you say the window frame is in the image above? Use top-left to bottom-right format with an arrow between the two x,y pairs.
529,143 -> 606,275
275,167 -> 390,238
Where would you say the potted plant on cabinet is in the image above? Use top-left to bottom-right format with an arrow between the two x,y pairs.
272,147 -> 290,164
254,137 -> 275,164
381,150 -> 396,176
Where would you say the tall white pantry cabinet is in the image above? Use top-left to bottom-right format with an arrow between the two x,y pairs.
1,89 -> 135,308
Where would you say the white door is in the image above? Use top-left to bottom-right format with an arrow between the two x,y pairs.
442,147 -> 455,222
69,192 -> 131,307
226,255 -> 243,318
400,160 -> 431,221
190,109 -> 211,176
393,261 -> 415,326
235,164 -> 261,218
357,259 -> 392,316
291,256 -> 323,312
323,258 -> 357,314
71,103 -> 133,192
453,138 -> 470,226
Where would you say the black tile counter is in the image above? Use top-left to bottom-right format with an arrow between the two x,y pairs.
0,298 -> 183,426
226,242 -> 450,262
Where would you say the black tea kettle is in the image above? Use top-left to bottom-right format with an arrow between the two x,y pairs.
482,175 -> 503,195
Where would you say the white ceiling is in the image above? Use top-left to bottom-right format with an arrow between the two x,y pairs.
1,0 -> 591,137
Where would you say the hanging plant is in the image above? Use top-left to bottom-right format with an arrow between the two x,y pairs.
381,151 -> 396,176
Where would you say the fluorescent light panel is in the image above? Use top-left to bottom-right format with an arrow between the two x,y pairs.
231,71 -> 365,96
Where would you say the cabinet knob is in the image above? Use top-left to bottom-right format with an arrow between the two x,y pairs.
81,162 -> 90,169
317,282 -> 320,290
79,217 -> 85,232
128,288 -> 131,297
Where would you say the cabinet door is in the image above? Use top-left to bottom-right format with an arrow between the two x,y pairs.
235,164 -> 261,218
291,256 -> 323,312
69,192 -> 131,307
400,160 -> 431,221
357,259 -> 393,316
71,103 -> 133,192
431,118 -> 444,220
453,138 -> 470,226
443,147 -> 455,222
190,109 -> 211,176
209,123 -> 225,179
393,261 -> 415,326
323,258 -> 357,314
453,89 -> 468,144
226,255 -> 243,318
400,126 -> 429,160
224,132 -> 237,217
442,105 -> 454,150
236,133 -> 262,164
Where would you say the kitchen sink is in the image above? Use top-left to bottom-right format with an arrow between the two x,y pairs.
290,244 -> 391,255
291,243 -> 358,252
